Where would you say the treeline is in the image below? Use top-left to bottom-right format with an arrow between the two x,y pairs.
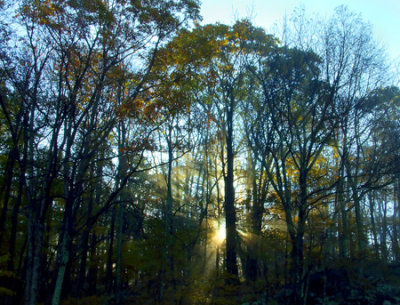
0,1 -> 400,305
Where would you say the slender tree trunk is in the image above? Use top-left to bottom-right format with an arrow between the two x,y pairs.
51,125 -> 73,305
87,152 -> 103,295
25,218 -> 45,305
244,149 -> 265,283
337,163 -> 350,259
77,212 -> 91,297
349,112 -> 367,258
24,96 -> 42,305
352,189 -> 366,257
8,169 -> 24,271
51,200 -> 73,305
284,233 -> 289,291
368,192 -> 379,259
106,204 -> 116,294
379,194 -> 388,262
224,100 -> 238,282
295,171 -> 307,305
160,123 -> 176,303
0,148 -> 16,237
215,167 -> 222,279
115,201 -> 124,304
88,232 -> 98,295
115,121 -> 128,304
393,180 -> 400,262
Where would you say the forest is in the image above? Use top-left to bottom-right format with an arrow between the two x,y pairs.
1,0 -> 400,304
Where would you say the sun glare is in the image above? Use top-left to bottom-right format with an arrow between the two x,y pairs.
215,221 -> 226,244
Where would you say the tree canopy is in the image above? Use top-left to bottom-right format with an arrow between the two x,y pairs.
0,2 -> 400,305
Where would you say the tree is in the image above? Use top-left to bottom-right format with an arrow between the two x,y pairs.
247,44 -> 337,303
0,1 -> 200,304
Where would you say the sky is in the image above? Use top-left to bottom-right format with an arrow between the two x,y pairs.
199,0 -> 400,62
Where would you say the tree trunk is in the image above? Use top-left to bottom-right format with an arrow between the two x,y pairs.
8,170 -> 24,271
115,121 -> 128,304
224,101 -> 238,282
368,192 -> 379,260
352,189 -> 366,257
244,149 -> 266,283
115,201 -> 124,304
104,201 -> 116,293
295,171 -> 307,305
77,216 -> 91,297
378,194 -> 388,262
0,148 -> 17,237
87,232 -> 98,295
392,179 -> 400,262
24,95 -> 43,305
51,200 -> 73,305
336,164 -> 350,259
160,123 -> 176,302
25,218 -> 45,305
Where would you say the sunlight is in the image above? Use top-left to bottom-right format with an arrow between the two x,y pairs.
214,220 -> 226,245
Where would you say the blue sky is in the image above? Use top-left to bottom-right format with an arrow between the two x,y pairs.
199,0 -> 400,62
